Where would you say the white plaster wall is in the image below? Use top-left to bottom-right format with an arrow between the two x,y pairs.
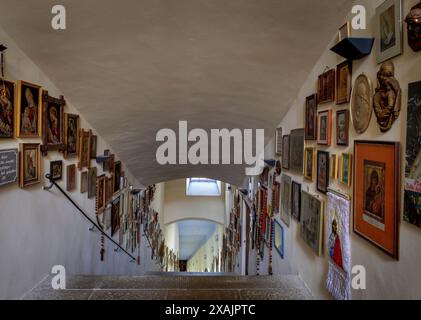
164,222 -> 180,257
163,179 -> 225,225
266,0 -> 421,299
0,27 -> 158,299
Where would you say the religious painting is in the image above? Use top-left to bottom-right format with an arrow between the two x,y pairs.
78,129 -> 92,169
16,81 -> 42,138
80,171 -> 88,194
350,74 -> 373,134
300,191 -> 324,256
354,141 -> 399,259
103,150 -> 111,171
338,21 -> 351,41
50,160 -> 62,181
90,135 -> 97,160
304,147 -> 315,181
0,79 -> 15,138
291,181 -> 301,221
340,153 -> 352,187
404,81 -> 421,228
376,0 -> 403,64
280,174 -> 292,227
88,167 -> 97,199
96,174 -> 106,214
317,151 -> 330,194
330,154 -> 338,180
0,149 -> 18,187
336,110 -> 349,146
41,91 -> 65,155
105,176 -> 112,205
19,143 -> 41,188
111,196 -> 121,236
113,161 -> 122,195
64,114 -> 79,158
317,69 -> 335,105
66,164 -> 76,192
305,94 -> 317,140
290,129 -> 304,173
282,135 -> 290,170
336,61 -> 352,105
274,219 -> 284,259
317,110 -> 332,146
275,127 -> 282,156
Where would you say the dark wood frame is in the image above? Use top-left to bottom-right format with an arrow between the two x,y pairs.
282,135 -> 290,170
291,181 -> 301,221
0,79 -> 16,139
90,135 -> 97,159
41,90 -> 66,155
78,129 -> 92,169
353,140 -> 400,259
317,110 -> 332,146
336,60 -> 352,105
64,113 -> 80,158
304,147 -> 315,181
317,150 -> 330,194
49,160 -> 63,181
66,164 -> 76,191
80,171 -> 88,194
96,174 -> 106,214
305,94 -> 317,140
317,69 -> 335,105
336,109 -> 350,146
112,161 -> 122,195
16,80 -> 42,138
275,127 -> 282,156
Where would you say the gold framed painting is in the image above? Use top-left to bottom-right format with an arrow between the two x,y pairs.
0,79 -> 15,139
336,61 -> 352,105
19,143 -> 41,188
16,80 -> 42,138
339,153 -> 353,187
78,129 -> 92,169
338,21 -> 351,42
41,91 -> 66,155
64,113 -> 79,158
304,147 -> 315,181
330,154 -> 338,179
96,174 -> 106,214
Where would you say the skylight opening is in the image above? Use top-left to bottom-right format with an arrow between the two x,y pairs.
186,178 -> 222,196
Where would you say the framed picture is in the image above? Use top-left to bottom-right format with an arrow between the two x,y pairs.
50,160 -> 63,181
0,79 -> 15,138
404,81 -> 421,228
113,161 -> 122,195
375,0 -> 403,64
105,176 -> 112,205
291,181 -> 301,221
96,174 -> 106,214
336,61 -> 352,105
317,69 -> 335,105
108,154 -> 115,174
80,171 -> 88,194
336,109 -> 349,146
300,191 -> 324,256
41,91 -> 65,155
16,81 -> 42,138
282,135 -> 290,170
0,149 -> 18,187
90,135 -> 97,159
78,129 -> 92,169
88,167 -> 97,199
280,174 -> 292,227
66,164 -> 76,191
111,196 -> 121,236
103,150 -> 111,171
339,153 -> 352,187
304,147 -> 316,181
64,114 -> 79,158
350,74 -> 373,134
19,143 -> 41,188
330,154 -> 338,180
317,110 -> 332,146
289,129 -> 304,173
317,150 -> 330,194
275,127 -> 282,156
353,141 -> 400,259
305,94 -> 317,140
274,220 -> 284,258
338,21 -> 351,41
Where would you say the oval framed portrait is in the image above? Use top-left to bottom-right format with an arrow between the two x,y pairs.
350,74 -> 373,135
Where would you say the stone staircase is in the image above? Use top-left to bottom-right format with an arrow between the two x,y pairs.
22,274 -> 314,300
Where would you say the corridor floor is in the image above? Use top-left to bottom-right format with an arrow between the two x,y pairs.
22,274 -> 314,300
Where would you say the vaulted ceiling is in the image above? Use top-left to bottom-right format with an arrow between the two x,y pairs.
0,0 -> 352,186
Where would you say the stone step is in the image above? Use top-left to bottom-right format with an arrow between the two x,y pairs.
22,274 -> 314,300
